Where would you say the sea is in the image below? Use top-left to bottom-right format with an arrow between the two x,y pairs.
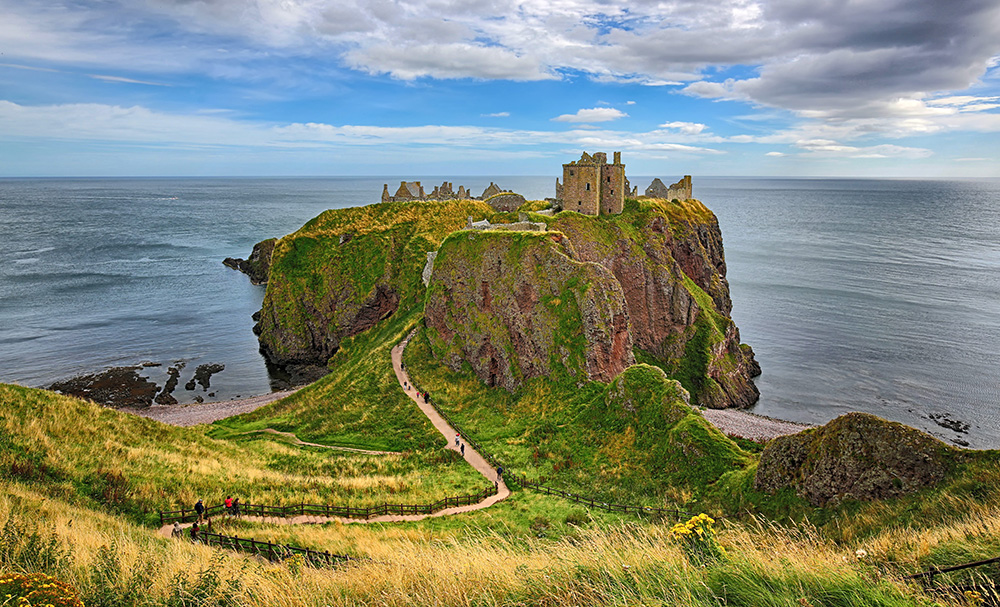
1,177 -> 998,447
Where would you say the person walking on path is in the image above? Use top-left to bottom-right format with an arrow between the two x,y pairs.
460,443 -> 465,456
496,466 -> 504,482
224,495 -> 233,516
190,522 -> 200,542
455,433 -> 460,447
194,498 -> 205,522
232,497 -> 241,517
171,522 -> 182,538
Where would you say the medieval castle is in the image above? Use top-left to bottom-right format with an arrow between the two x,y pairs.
380,151 -> 692,217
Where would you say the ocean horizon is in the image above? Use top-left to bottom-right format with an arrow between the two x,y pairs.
2,176 -> 998,447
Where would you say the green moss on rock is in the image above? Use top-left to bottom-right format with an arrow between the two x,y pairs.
754,412 -> 960,506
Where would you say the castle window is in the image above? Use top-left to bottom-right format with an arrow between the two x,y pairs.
586,183 -> 590,191
569,170 -> 574,176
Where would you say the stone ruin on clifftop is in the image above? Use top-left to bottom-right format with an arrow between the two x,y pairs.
380,152 -> 694,218
554,151 -> 694,216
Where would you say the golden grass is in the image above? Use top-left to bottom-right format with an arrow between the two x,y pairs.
2,479 -> 947,607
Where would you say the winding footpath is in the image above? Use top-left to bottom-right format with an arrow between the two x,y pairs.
158,332 -> 509,537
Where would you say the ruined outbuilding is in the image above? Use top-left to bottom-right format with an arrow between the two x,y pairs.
645,176 -> 693,201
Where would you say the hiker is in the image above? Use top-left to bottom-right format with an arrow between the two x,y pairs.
423,393 -> 429,403
460,443 -> 465,456
224,495 -> 233,515
232,497 -> 241,517
190,522 -> 200,541
194,498 -> 205,522
496,466 -> 504,481
455,433 -> 460,447
171,522 -> 182,538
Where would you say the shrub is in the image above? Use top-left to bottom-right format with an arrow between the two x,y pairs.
0,571 -> 84,607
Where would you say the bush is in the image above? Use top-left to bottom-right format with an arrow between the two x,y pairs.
0,572 -> 84,607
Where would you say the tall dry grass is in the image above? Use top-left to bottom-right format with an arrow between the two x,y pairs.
1,480 -> 944,607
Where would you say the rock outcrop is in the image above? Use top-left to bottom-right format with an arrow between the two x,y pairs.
754,412 -> 958,506
547,200 -> 758,408
425,230 -> 633,390
223,238 -> 276,285
254,200 -> 496,367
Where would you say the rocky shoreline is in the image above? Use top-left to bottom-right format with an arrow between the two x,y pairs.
49,361 -> 229,408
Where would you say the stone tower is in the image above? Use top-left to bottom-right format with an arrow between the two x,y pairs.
557,151 -> 627,216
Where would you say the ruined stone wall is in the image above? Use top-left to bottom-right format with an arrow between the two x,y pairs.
562,162 -> 601,215
485,192 -> 526,212
666,176 -> 693,201
600,163 -> 626,215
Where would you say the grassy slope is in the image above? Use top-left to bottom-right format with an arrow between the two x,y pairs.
405,324 -> 753,511
1,477 -> 972,607
0,379 -> 483,526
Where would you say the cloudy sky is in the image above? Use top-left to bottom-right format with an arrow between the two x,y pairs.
1,0 -> 998,177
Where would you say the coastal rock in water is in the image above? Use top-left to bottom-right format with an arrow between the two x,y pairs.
223,238 -> 276,285
754,412 -> 958,506
425,230 -> 633,390
154,363 -> 184,405
50,367 -> 159,408
190,363 -> 225,390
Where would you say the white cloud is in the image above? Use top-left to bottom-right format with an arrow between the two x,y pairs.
482,112 -> 510,117
552,107 -> 628,123
659,121 -> 707,135
765,151 -> 786,157
88,74 -> 172,86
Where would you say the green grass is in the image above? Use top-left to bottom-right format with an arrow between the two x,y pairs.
404,325 -> 752,511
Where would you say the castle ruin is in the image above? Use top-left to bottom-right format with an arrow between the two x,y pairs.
645,176 -> 692,201
381,180 -> 504,204
555,152 -> 634,216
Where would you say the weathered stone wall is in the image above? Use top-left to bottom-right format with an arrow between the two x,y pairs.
645,176 -> 693,200
562,161 -> 601,215
485,192 -> 526,212
600,163 -> 626,215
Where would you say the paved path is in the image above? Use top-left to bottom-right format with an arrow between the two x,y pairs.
159,331 -> 509,537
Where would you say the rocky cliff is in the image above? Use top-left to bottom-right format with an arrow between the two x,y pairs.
253,200 -> 494,367
424,230 -> 633,390
223,238 -> 276,285
247,195 -> 758,409
539,198 -> 759,408
754,412 -> 959,506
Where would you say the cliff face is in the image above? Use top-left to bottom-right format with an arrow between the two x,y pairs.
254,200 -> 495,367
544,198 -> 758,408
755,412 -> 958,506
425,231 -> 633,390
223,238 -> 276,285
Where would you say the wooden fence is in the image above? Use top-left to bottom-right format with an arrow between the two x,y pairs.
903,555 -> 1000,585
192,530 -> 353,567
160,484 -> 498,525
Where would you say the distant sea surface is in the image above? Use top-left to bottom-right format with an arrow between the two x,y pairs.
1,177 -> 998,447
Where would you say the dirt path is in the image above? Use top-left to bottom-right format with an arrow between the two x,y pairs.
159,331 -> 509,537
240,428 -> 400,455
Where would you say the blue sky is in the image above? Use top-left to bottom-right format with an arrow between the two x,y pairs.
1,0 -> 998,177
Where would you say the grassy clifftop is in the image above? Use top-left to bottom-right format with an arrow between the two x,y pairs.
257,199 -> 495,366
